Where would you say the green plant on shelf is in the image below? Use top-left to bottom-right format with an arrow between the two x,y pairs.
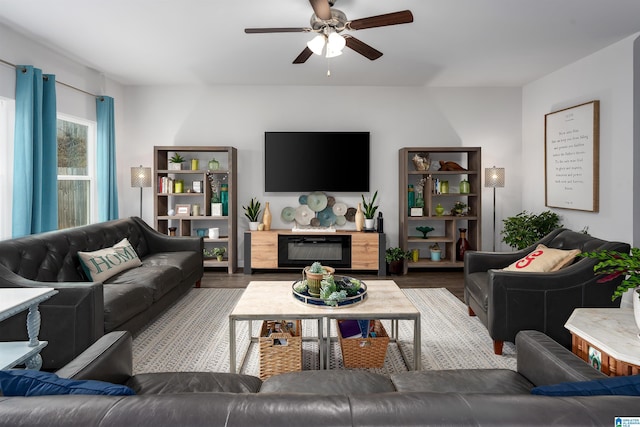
361,190 -> 379,219
169,153 -> 186,163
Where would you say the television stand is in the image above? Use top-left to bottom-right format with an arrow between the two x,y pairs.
244,230 -> 386,276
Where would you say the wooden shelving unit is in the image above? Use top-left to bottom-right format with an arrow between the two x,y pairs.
399,147 -> 481,269
154,146 -> 237,273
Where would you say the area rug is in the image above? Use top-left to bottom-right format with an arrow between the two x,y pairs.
133,288 -> 516,375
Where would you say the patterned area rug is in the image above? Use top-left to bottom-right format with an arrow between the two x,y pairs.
133,287 -> 516,375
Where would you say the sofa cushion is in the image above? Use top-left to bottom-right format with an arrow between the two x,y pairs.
391,369 -> 534,394
107,264 -> 182,302
143,251 -> 202,281
531,374 -> 640,396
0,370 -> 134,396
78,238 -> 142,282
126,372 -> 262,394
103,283 -> 154,332
259,371 -> 395,394
503,244 -> 581,272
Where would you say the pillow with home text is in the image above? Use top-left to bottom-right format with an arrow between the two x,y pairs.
78,238 -> 142,282
503,244 -> 581,273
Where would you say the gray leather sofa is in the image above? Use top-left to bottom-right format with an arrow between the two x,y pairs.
1,330 -> 637,426
0,217 -> 203,370
465,228 -> 630,354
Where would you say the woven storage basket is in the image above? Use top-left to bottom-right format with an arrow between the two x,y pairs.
259,320 -> 302,380
337,319 -> 389,368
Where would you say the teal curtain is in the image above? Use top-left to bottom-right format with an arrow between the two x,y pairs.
96,96 -> 119,221
12,65 -> 58,237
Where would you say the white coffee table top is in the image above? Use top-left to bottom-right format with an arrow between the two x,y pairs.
565,308 -> 640,366
230,280 -> 419,320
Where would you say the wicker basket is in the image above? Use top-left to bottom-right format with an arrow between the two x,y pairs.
337,319 -> 389,368
259,320 -> 302,380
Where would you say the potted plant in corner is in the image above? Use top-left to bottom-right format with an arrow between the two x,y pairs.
579,247 -> 640,331
212,247 -> 226,262
361,190 -> 379,230
169,153 -> 186,170
243,197 -> 261,231
501,210 -> 562,250
385,247 -> 411,275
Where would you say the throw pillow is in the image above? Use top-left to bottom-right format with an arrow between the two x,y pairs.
531,375 -> 640,396
0,370 -> 135,396
503,244 -> 581,273
78,238 -> 142,282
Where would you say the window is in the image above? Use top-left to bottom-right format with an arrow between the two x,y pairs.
0,97 -> 15,239
57,115 -> 96,229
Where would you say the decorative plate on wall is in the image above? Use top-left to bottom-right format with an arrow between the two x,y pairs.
281,206 -> 296,223
294,205 -> 314,225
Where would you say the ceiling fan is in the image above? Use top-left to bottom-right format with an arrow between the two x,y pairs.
244,0 -> 413,64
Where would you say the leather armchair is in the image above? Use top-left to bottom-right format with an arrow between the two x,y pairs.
464,228 -> 630,354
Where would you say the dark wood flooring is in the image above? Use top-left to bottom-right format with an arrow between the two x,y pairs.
201,269 -> 465,301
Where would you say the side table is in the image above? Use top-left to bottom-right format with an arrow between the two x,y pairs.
565,308 -> 640,376
0,287 -> 58,370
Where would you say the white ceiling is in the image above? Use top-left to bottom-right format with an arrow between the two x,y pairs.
1,0 -> 640,87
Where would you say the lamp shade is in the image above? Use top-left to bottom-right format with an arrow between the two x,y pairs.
307,34 -> 326,56
485,166 -> 505,188
131,166 -> 152,188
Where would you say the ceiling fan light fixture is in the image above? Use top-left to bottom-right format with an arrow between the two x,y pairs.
326,31 -> 346,56
307,34 -> 326,56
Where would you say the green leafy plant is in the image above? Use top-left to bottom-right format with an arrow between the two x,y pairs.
310,261 -> 324,274
579,248 -> 640,301
385,247 -> 412,263
501,210 -> 562,250
451,201 -> 467,216
361,190 -> 379,219
242,197 -> 261,222
203,247 -> 226,260
169,153 -> 185,163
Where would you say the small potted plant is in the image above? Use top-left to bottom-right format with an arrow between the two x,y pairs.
451,201 -> 467,216
169,153 -> 186,170
579,247 -> 640,331
430,243 -> 442,262
361,190 -> 379,230
304,261 -> 335,297
212,247 -> 226,262
385,247 -> 412,275
243,197 -> 262,231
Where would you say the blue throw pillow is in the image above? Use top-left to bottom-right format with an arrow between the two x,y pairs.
531,375 -> 640,396
0,370 -> 135,396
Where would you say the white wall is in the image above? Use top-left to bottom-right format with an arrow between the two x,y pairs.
121,85 -> 523,263
522,33 -> 639,245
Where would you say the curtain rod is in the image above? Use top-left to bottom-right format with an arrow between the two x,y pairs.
0,57 -> 101,99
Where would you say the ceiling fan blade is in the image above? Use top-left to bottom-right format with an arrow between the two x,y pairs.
245,27 -> 311,34
347,10 -> 414,31
345,36 -> 383,60
309,0 -> 332,21
293,47 -> 314,64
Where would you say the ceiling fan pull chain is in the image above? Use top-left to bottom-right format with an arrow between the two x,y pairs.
327,58 -> 331,77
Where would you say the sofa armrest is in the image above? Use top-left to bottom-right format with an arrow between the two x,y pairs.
132,216 -> 203,255
0,266 -> 104,370
516,330 -> 606,386
56,331 -> 133,385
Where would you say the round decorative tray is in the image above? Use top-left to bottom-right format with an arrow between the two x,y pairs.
292,275 -> 367,308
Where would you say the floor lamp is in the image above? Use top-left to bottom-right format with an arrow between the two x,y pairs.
484,166 -> 505,251
131,165 -> 152,219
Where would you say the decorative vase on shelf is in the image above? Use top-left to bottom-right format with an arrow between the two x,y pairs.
459,179 -> 470,194
355,203 -> 365,231
435,203 -> 445,216
263,202 -> 272,231
191,159 -> 199,170
208,158 -> 219,170
456,228 -> 471,261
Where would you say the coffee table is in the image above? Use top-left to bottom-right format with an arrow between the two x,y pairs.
228,280 -> 421,373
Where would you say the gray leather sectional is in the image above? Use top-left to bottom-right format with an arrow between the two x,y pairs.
0,330 -> 636,426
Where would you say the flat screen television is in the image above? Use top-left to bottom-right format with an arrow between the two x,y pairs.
264,131 -> 370,193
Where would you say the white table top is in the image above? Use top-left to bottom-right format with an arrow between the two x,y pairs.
230,280 -> 419,320
565,308 -> 640,366
0,288 -> 58,322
